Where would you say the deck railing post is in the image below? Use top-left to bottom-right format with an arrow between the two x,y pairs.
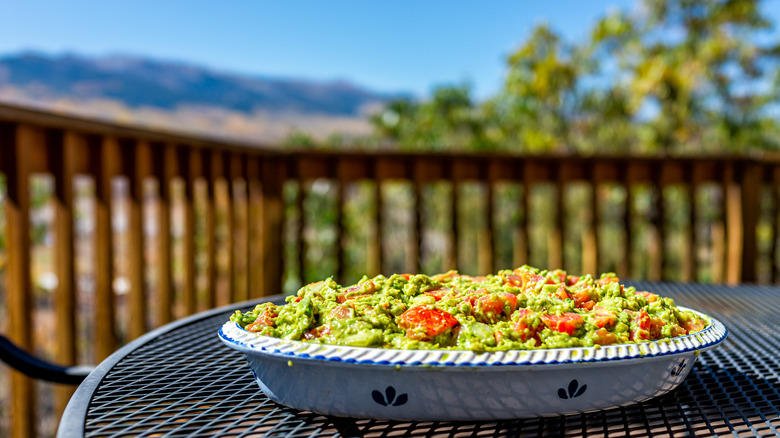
2,122 -> 36,438
261,156 -> 286,295
92,135 -> 120,360
52,130 -> 78,417
740,161 -> 763,283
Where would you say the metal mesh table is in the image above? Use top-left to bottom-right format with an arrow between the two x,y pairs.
58,283 -> 780,437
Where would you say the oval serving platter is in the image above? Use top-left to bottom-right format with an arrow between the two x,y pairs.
219,306 -> 727,421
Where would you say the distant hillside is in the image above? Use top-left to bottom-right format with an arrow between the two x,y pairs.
0,52 -> 405,142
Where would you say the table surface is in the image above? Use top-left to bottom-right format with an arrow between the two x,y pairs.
58,282 -> 780,437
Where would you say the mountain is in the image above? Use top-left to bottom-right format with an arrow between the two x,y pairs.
0,52 -> 406,142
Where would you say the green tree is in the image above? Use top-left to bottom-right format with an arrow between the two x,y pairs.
370,0 -> 780,154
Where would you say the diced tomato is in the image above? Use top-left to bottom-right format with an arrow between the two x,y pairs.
512,308 -> 533,332
399,274 -> 413,281
398,306 -> 459,341
580,300 -> 596,310
432,271 -> 460,282
541,313 -> 584,336
424,287 -> 452,301
630,309 -> 665,340
592,328 -> 619,345
635,291 -> 659,303
512,268 -> 546,290
337,281 -> 376,303
552,286 -> 571,301
511,308 -> 539,343
500,292 -> 518,313
505,274 -> 524,287
633,309 -> 650,330
547,270 -> 567,284
680,315 -> 707,334
596,275 -> 620,287
328,305 -> 353,320
303,324 -> 331,340
572,287 -> 594,308
593,306 -> 617,328
246,306 -> 279,332
305,280 -> 326,291
474,292 -> 517,323
566,275 -> 581,286
669,324 -> 688,337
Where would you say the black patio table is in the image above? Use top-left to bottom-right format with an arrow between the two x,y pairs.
58,282 -> 780,437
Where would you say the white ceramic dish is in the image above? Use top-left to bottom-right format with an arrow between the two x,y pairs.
219,306 -> 727,421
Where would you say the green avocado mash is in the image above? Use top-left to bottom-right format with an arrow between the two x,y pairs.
229,265 -> 709,352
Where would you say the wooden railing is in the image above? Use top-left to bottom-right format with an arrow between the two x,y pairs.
0,101 -> 779,436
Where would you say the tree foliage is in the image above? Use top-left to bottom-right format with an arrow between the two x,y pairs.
370,0 -> 780,154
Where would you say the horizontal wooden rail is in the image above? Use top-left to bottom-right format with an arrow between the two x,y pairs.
0,101 -> 777,436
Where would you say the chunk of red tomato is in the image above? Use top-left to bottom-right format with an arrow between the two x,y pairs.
424,287 -> 452,301
246,306 -> 279,332
572,287 -> 595,309
635,291 -> 659,303
630,309 -> 665,340
511,308 -> 539,343
592,306 -> 618,328
336,281 -> 376,303
303,324 -> 331,340
551,286 -> 571,301
328,305 -> 353,320
592,328 -> 619,346
475,292 -> 517,323
680,315 -> 707,334
541,313 -> 584,336
398,306 -> 459,341
511,268 -> 546,290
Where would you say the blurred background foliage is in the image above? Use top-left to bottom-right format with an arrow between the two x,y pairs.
285,0 -> 780,288
4,0 -> 780,294
366,0 -> 780,154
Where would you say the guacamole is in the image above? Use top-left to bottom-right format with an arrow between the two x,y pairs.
229,265 -> 709,352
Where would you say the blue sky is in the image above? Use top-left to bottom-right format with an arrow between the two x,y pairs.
1,1 -> 778,99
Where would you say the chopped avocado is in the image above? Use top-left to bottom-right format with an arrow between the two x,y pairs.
231,265 -> 708,351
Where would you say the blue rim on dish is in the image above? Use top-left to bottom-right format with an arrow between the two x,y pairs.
219,306 -> 727,367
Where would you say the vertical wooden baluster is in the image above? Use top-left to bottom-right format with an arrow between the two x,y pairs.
261,157 -> 285,296
647,164 -> 665,281
126,139 -> 150,339
480,176 -> 495,275
228,154 -> 242,303
712,176 -> 727,283
152,143 -> 175,325
772,167 -> 780,283
296,177 -> 307,287
582,175 -> 599,276
204,150 -> 220,309
336,174 -> 346,283
447,160 -> 460,272
619,164 -> 632,279
650,171 -> 668,281
724,163 -> 742,284
92,135 -> 119,361
514,164 -> 530,269
2,123 -> 35,438
411,180 -> 422,274
178,147 -> 197,315
52,130 -> 77,418
246,156 -> 264,298
740,161 -> 762,283
682,163 -> 699,283
368,174 -> 383,277
548,168 -> 564,270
